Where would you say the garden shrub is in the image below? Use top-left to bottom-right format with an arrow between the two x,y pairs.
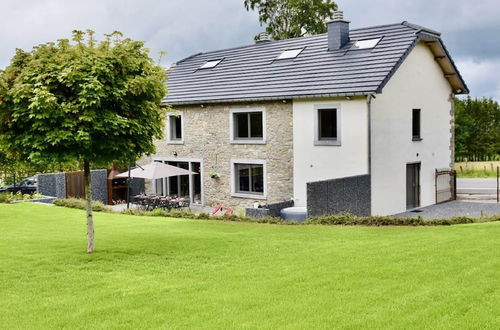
50,200 -> 499,226
53,198 -> 111,212
305,213 -> 498,226
0,192 -> 13,203
0,191 -> 45,203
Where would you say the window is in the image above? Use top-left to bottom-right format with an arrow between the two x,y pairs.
199,59 -> 222,69
276,48 -> 304,60
233,162 -> 265,197
412,109 -> 421,141
153,159 -> 203,205
315,105 -> 341,146
167,113 -> 183,143
230,108 -> 266,143
351,38 -> 381,50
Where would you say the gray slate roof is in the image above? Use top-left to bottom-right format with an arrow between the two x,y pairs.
164,22 -> 468,105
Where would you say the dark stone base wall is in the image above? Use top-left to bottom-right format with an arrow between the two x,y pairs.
37,170 -> 109,204
129,178 -> 145,196
37,173 -> 66,199
307,175 -> 371,217
246,200 -> 294,218
90,170 -> 108,205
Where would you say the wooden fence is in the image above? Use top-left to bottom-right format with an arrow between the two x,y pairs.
65,171 -> 85,199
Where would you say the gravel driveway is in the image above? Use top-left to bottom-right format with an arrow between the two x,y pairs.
392,200 -> 500,219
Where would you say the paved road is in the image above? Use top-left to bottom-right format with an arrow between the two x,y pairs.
457,178 -> 498,195
393,200 -> 500,219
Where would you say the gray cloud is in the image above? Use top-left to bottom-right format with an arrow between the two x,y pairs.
1,0 -> 498,100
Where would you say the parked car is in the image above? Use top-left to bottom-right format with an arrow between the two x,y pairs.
0,176 -> 37,195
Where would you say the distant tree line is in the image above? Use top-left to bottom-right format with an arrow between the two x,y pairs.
455,97 -> 500,161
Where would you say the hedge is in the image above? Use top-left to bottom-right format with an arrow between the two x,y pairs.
51,198 -> 499,226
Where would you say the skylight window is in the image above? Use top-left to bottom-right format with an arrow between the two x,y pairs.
351,38 -> 381,50
199,59 -> 222,69
276,48 -> 304,60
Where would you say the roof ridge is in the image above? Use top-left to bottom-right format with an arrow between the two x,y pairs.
175,52 -> 203,65
401,21 -> 441,36
179,22 -> 412,61
350,21 -> 409,32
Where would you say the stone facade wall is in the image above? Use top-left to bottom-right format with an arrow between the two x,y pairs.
153,101 -> 294,207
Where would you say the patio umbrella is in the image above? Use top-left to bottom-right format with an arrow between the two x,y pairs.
115,161 -> 196,180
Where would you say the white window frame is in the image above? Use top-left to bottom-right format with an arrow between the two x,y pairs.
166,112 -> 184,144
230,159 -> 267,200
229,107 -> 266,144
152,157 -> 204,205
276,47 -> 305,60
351,38 -> 382,50
314,104 -> 341,146
199,59 -> 223,69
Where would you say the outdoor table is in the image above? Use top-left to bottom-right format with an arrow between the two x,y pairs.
131,195 -> 190,210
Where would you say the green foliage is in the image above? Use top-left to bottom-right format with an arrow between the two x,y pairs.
0,30 -> 167,168
456,168 -> 497,178
117,208 -> 499,226
305,213 -> 499,226
244,0 -> 338,40
455,97 -> 500,161
0,192 -> 12,203
120,208 -> 288,224
0,191 -> 44,203
53,198 -> 111,212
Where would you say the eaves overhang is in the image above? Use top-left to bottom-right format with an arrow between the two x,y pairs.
375,31 -> 469,95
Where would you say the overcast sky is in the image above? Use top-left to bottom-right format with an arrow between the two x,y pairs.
1,0 -> 499,100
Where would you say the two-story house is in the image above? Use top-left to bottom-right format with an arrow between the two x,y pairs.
150,12 -> 468,216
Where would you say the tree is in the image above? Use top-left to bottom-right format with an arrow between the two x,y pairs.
244,0 -> 338,40
455,97 -> 500,161
0,30 -> 167,252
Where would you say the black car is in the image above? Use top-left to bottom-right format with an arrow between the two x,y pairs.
0,176 -> 38,195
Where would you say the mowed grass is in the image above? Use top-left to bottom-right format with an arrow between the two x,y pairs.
0,204 -> 499,329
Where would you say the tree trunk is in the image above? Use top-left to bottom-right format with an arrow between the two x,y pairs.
83,159 -> 94,253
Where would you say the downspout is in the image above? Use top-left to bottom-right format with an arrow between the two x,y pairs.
366,94 -> 375,175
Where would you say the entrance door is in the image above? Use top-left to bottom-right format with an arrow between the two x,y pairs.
153,159 -> 203,205
406,163 -> 420,209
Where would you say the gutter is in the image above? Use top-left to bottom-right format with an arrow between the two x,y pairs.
163,91 -> 375,106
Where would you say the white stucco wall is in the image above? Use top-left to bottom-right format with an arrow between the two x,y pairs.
371,42 -> 453,215
293,97 -> 369,206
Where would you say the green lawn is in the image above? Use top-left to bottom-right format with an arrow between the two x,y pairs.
1,203 -> 499,329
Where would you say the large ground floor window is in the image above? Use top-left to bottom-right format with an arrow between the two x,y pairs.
231,160 -> 266,199
154,159 -> 202,204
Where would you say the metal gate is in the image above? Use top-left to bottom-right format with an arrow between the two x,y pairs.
65,171 -> 85,199
435,168 -> 456,203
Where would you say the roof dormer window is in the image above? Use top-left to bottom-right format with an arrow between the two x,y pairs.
276,47 -> 304,60
351,38 -> 381,50
199,59 -> 222,69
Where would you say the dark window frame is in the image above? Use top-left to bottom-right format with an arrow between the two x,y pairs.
234,163 -> 265,195
232,111 -> 264,141
412,109 -> 422,141
314,105 -> 341,146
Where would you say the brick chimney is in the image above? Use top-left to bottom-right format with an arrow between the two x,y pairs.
327,11 -> 350,50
